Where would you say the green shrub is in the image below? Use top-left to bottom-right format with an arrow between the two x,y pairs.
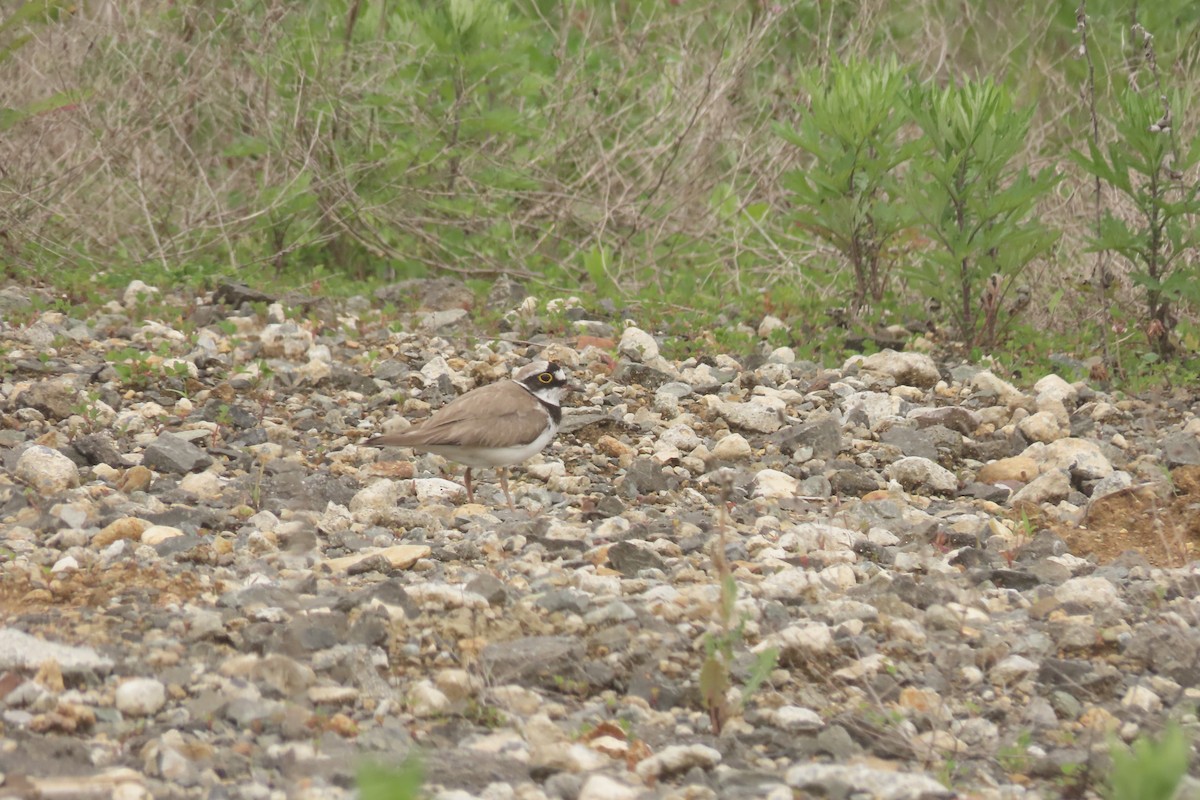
904,78 -> 1061,350
1073,85 -> 1200,359
1107,723 -> 1190,800
776,58 -> 916,313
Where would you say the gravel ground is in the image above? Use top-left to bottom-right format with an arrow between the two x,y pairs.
2,278 -> 1200,800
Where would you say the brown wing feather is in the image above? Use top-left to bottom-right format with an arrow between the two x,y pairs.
368,381 -> 549,449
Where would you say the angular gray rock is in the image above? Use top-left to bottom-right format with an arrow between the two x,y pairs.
142,432 -> 214,473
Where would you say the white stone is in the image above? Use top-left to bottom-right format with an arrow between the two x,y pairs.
15,446 -> 80,495
660,424 -> 702,451
970,371 -> 1027,407
832,653 -> 892,682
1034,374 -> 1078,406
140,525 -> 184,546
844,391 -> 904,429
490,685 -> 543,716
753,469 -> 797,500
51,555 -> 79,573
759,623 -> 834,657
634,743 -> 721,779
178,471 -> 222,499
708,396 -> 783,433
712,433 -> 753,461
769,346 -> 796,363
421,356 -> 471,391
1027,438 -> 1114,480
579,774 -> 641,800
115,678 -> 167,717
526,461 -> 565,481
618,327 -> 659,362
761,567 -> 816,600
349,479 -> 407,523
1018,411 -> 1068,443
410,680 -> 451,717
846,350 -> 941,388
413,478 -> 468,503
818,563 -> 857,590
1054,576 -> 1121,609
1121,685 -> 1162,713
259,322 -> 313,359
786,523 -> 863,552
989,655 -> 1038,685
123,279 -> 160,307
775,705 -> 823,732
1010,469 -> 1070,506
758,315 -> 787,338
435,669 -> 476,703
884,456 -> 958,494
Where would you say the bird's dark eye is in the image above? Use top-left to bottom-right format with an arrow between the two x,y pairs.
538,372 -> 554,384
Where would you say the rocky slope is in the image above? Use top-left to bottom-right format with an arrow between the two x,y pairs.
1,279 -> 1199,800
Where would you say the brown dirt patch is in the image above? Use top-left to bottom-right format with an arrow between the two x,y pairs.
1049,465 -> 1200,567
0,562 -> 208,618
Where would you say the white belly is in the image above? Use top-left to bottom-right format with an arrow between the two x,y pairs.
422,424 -> 558,467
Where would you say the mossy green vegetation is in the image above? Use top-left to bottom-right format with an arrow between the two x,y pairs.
2,0 -> 1200,384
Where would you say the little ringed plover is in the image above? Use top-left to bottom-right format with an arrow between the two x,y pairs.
365,360 -> 574,510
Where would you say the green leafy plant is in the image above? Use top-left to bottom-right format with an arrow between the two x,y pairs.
1073,85 -> 1200,359
1107,723 -> 1190,800
357,756 -> 423,800
699,470 -> 779,735
905,78 -> 1062,349
777,58 -> 916,313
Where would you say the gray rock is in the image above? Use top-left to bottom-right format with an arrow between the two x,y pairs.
375,276 -> 466,310
829,462 -> 882,496
143,433 -> 214,474
1162,432 -> 1200,467
787,764 -> 952,799
772,415 -> 843,459
612,361 -> 674,390
910,406 -> 980,435
16,377 -> 81,420
214,281 -> 275,306
485,275 -> 528,310
481,636 -> 584,686
420,308 -> 470,332
880,427 -> 938,460
536,588 -> 592,615
271,614 -> 347,654
466,574 -> 509,606
0,628 -> 113,674
1089,470 -> 1133,500
617,458 -> 675,497
814,724 -> 862,760
71,432 -> 123,466
607,540 -> 667,576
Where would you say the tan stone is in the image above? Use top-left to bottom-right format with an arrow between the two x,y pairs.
977,456 -> 1039,484
93,517 -> 151,547
323,544 -> 431,572
118,466 -> 153,493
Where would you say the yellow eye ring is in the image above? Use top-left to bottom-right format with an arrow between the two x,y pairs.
538,372 -> 554,384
